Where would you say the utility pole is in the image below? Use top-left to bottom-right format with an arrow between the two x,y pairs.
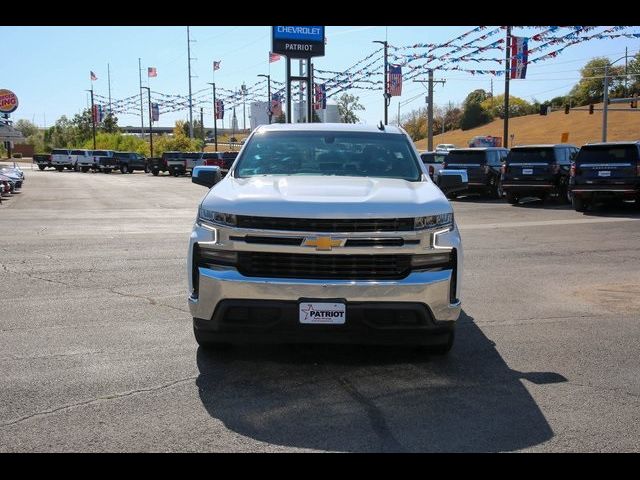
187,26 -> 194,138
373,40 -> 389,125
207,82 -> 218,151
141,87 -> 153,157
200,107 -> 204,147
490,78 -> 494,108
107,63 -> 112,114
87,88 -> 97,150
603,63 -> 610,142
138,58 -> 145,139
242,83 -> 247,131
503,26 -> 511,148
625,47 -> 628,96
415,71 -> 445,151
258,74 -> 272,124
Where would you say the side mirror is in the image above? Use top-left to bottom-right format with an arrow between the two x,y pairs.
192,166 -> 222,188
437,169 -> 468,195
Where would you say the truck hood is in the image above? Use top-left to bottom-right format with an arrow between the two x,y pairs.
201,175 -> 452,218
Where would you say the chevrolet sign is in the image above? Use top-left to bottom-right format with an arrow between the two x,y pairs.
272,25 -> 325,59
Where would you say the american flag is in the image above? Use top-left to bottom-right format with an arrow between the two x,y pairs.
148,67 -> 157,78
213,61 -> 221,71
313,84 -> 326,110
387,65 -> 402,97
90,71 -> 97,81
269,52 -> 281,63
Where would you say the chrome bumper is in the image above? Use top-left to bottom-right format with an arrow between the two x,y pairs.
189,266 -> 461,323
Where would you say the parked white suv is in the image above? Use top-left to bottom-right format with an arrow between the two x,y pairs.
187,123 -> 464,353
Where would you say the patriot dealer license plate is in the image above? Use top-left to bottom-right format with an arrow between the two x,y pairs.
299,302 -> 346,324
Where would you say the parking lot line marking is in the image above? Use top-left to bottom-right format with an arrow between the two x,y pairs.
460,217 -> 640,230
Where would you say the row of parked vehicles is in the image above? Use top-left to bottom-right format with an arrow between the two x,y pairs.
420,141 -> 640,211
34,150 -> 239,177
0,163 -> 25,203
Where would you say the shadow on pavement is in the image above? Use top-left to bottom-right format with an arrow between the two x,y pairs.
195,311 -> 564,452
580,200 -> 640,218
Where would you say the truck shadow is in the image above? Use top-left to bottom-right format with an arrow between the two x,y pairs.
195,311 -> 564,452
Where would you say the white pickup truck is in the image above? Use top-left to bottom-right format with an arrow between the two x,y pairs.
51,149 -> 73,171
187,123 -> 465,353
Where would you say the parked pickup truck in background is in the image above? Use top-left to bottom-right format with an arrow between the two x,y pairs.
166,152 -> 200,176
188,123 -> 464,353
51,149 -> 73,171
114,151 -> 148,174
92,150 -> 117,173
72,149 -> 94,172
195,151 -> 238,176
33,154 -> 53,170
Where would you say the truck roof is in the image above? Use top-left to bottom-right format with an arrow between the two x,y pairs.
583,141 -> 640,147
511,144 -> 577,149
253,123 -> 406,135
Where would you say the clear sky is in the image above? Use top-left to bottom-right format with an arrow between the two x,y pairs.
3,25 -> 639,129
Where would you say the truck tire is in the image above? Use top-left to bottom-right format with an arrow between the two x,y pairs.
56,166 -> 64,172
81,166 -> 89,173
144,164 -> 150,174
506,191 -> 518,205
193,326 -> 232,351
173,169 -> 180,177
104,169 -> 112,174
38,165 -> 46,171
492,177 -> 503,199
121,164 -> 129,174
572,195 -> 588,212
152,169 -> 159,176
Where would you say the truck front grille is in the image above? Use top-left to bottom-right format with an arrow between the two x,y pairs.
237,252 -> 412,280
235,216 -> 415,232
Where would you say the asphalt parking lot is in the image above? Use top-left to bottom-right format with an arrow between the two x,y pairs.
1,167 -> 639,452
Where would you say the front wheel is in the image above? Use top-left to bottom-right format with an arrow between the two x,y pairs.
152,169 -> 159,176
38,165 -> 46,171
492,177 -> 503,199
506,191 -> 519,205
103,168 -> 112,174
81,166 -> 89,173
144,164 -> 150,174
56,166 -> 64,172
572,194 -> 588,212
121,164 -> 129,174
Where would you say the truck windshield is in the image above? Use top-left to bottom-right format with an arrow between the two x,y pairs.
235,131 -> 422,181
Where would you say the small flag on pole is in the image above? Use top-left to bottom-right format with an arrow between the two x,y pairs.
90,71 -> 97,81
271,94 -> 283,117
313,84 -> 327,110
215,99 -> 224,120
510,36 -> 529,79
213,61 -> 221,71
387,65 -> 402,96
151,103 -> 160,122
148,67 -> 157,78
269,52 -> 281,63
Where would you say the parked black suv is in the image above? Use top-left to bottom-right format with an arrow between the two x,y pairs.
501,144 -> 578,204
443,147 -> 508,198
114,151 -> 148,174
569,141 -> 640,211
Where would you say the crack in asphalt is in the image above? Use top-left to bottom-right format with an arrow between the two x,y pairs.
0,350 -> 105,361
108,288 -> 189,314
0,375 -> 198,428
334,376 -> 406,452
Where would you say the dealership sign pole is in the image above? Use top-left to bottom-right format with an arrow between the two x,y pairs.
0,89 -> 19,156
272,26 -> 325,123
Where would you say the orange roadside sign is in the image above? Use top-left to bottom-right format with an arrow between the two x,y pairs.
560,132 -> 569,143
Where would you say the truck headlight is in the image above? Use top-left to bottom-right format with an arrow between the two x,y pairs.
198,207 -> 237,227
414,213 -> 454,231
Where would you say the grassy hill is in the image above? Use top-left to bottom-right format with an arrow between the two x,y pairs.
415,103 -> 640,150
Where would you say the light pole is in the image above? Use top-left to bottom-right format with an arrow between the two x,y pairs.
207,82 -> 218,151
373,40 -> 389,125
257,74 -> 272,124
140,87 -> 153,157
602,55 -> 627,142
85,89 -> 97,150
241,83 -> 247,132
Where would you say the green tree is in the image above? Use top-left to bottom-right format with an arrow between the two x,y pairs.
337,93 -> 364,123
481,94 -> 534,119
101,113 -> 119,133
569,57 -> 624,106
460,102 -> 492,130
71,109 -> 94,145
44,115 -> 76,149
14,119 -> 39,138
400,107 -> 427,141
464,89 -> 490,106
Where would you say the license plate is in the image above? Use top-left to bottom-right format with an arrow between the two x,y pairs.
299,302 -> 346,324
522,168 -> 533,175
598,171 -> 611,177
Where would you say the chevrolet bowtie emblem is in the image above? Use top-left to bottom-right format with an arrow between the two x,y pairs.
303,236 -> 344,251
